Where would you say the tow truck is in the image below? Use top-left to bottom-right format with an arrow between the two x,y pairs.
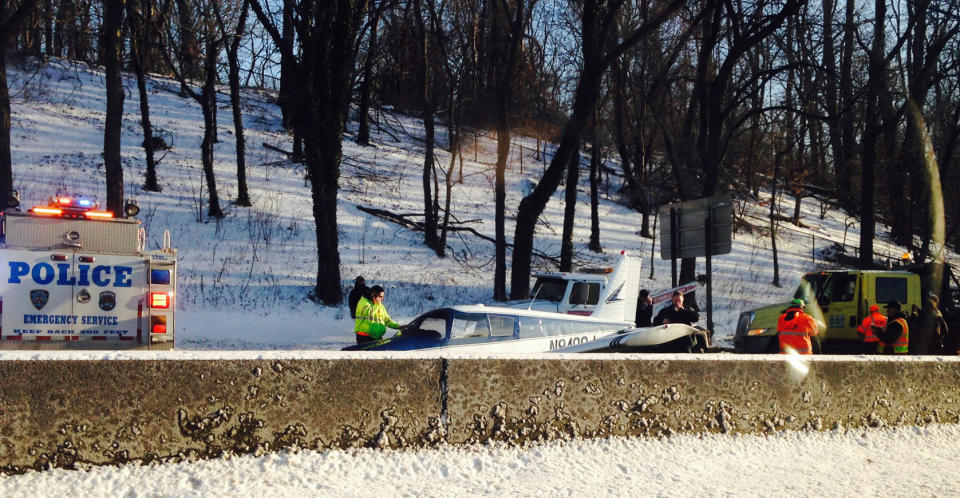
735,266 -> 959,354
0,192 -> 176,349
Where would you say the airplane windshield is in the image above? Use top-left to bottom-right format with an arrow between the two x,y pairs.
531,278 -> 566,302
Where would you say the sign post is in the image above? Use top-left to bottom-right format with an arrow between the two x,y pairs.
659,194 -> 733,337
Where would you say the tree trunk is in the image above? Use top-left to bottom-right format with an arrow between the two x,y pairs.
838,0 -> 857,210
492,0 -> 530,301
356,6 -> 379,147
223,1 -> 250,206
589,128 -> 601,253
0,1 -> 37,208
128,0 -> 160,192
103,0 -> 125,216
44,0 -> 53,56
176,0 -> 201,82
414,0 -> 440,255
511,80 -> 600,299
0,49 -> 12,209
859,0 -> 886,269
560,142 -> 580,271
278,0 -> 296,130
200,35 -> 223,219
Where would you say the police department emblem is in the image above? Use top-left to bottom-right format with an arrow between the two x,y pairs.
30,289 -> 49,310
99,291 -> 116,311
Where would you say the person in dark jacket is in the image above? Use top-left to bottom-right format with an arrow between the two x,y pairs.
635,289 -> 653,327
653,290 -> 699,326
347,276 -> 369,319
877,300 -> 910,355
911,293 -> 949,355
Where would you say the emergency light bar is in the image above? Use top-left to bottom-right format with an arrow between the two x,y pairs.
30,207 -> 63,216
29,195 -> 118,219
84,210 -> 114,219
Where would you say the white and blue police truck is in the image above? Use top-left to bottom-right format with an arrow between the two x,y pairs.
0,193 -> 176,349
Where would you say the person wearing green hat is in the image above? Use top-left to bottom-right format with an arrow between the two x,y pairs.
777,298 -> 819,354
876,300 -> 909,354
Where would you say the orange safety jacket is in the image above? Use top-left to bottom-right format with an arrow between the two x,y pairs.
878,317 -> 909,354
778,306 -> 819,355
857,311 -> 887,343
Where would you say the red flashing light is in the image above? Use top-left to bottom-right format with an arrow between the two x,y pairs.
57,197 -> 72,205
32,207 -> 63,216
84,210 -> 114,219
152,323 -> 167,333
150,292 -> 171,309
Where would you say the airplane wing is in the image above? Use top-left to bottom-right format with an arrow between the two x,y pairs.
552,324 -> 708,353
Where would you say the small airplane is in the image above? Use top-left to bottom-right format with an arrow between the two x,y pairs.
551,323 -> 711,354
342,253 -> 641,352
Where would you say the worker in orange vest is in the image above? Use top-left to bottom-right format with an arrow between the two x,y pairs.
876,300 -> 910,354
777,298 -> 820,354
857,304 -> 887,355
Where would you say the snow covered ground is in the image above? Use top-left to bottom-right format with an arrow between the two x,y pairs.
4,58 -> 958,495
2,424 -> 959,497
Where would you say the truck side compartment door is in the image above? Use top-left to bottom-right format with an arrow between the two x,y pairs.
72,254 -> 146,340
0,249 -> 77,338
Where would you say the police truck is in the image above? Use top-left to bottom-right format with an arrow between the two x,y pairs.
0,192 -> 176,349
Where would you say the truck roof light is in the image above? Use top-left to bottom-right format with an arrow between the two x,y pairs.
31,207 -> 63,216
57,197 -> 72,205
84,210 -> 114,219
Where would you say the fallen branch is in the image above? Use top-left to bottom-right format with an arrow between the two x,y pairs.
356,204 -> 559,268
263,142 -> 292,156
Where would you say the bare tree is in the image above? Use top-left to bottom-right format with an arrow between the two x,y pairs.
588,119 -> 601,253
163,0 -> 225,219
0,0 -> 37,209
413,0 -> 442,255
251,0 -> 367,305
127,0 -> 162,192
356,1 -> 386,147
103,0 -> 126,216
214,0 -> 252,207
492,0 -> 536,299
559,141 -> 580,271
510,0 -> 683,299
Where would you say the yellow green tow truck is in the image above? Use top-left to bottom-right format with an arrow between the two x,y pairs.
735,269 -> 933,354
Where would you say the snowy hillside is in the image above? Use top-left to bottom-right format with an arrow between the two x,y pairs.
6,57 -> 918,350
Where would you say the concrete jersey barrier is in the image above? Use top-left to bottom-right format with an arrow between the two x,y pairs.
1,355 -> 959,473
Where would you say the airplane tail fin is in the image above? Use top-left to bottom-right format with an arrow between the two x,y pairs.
590,251 -> 641,324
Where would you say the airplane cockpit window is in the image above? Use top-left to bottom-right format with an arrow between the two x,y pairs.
540,318 -> 575,336
518,316 -> 543,338
450,313 -> 489,339
531,278 -> 566,302
415,317 -> 449,339
487,315 -> 516,337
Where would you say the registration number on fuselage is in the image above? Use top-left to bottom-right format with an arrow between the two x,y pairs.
549,335 -> 593,349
